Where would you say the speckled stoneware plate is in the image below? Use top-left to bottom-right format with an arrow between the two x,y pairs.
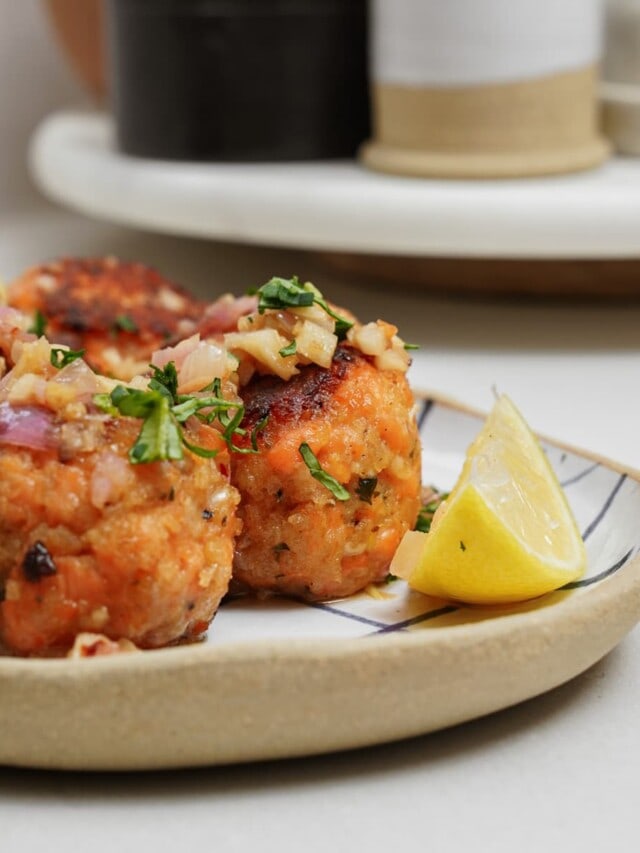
1,394 -> 639,771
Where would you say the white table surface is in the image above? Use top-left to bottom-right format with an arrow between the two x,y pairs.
2,3 -> 640,851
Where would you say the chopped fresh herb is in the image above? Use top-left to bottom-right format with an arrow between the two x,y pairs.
149,362 -> 179,400
104,387 -> 183,464
273,542 -> 290,554
404,343 -> 420,351
356,476 -> 378,504
249,276 -> 314,310
200,376 -> 222,395
250,276 -> 354,341
28,310 -> 47,337
181,434 -> 221,459
93,392 -> 117,416
308,287 -> 353,340
384,573 -> 398,584
50,347 -> 86,369
414,512 -> 431,533
415,491 -> 449,533
249,414 -> 269,452
175,395 -> 234,425
279,339 -> 297,358
113,314 -> 138,333
94,361 -> 259,464
299,442 -> 350,501
460,540 -> 466,552
94,385 -> 193,463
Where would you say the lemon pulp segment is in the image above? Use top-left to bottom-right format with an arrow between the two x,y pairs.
391,396 -> 586,604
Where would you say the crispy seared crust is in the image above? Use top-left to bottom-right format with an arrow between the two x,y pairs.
8,258 -> 205,378
239,345 -> 355,431
232,346 -> 422,600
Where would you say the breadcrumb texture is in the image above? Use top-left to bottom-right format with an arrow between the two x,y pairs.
0,415 -> 239,655
231,346 -> 421,600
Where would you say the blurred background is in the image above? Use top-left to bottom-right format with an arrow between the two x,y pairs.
2,0 -> 640,465
1,0 -> 317,293
6,0 -> 640,296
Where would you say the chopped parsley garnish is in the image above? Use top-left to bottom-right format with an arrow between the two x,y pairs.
50,347 -> 86,369
404,343 -> 420,351
250,277 -> 314,310
356,477 -> 377,504
249,414 -> 269,451
299,442 -> 350,501
279,339 -> 297,358
250,276 -> 354,341
149,362 -> 178,400
28,310 -> 47,337
94,361 -> 259,464
113,314 -> 138,333
124,390 -> 184,463
415,491 -> 449,533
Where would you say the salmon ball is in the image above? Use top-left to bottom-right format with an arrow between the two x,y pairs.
8,257 -> 205,379
231,346 -> 421,601
0,412 -> 239,655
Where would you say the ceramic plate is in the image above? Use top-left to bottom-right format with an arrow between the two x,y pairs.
30,112 -> 640,260
1,394 -> 639,771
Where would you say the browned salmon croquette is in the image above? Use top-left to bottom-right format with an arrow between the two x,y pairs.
8,257 -> 205,379
231,346 -> 421,601
0,414 -> 239,655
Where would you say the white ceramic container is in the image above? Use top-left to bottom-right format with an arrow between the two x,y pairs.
362,0 -> 610,178
602,0 -> 640,155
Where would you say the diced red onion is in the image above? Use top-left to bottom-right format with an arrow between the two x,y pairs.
0,403 -> 56,451
0,306 -> 24,326
50,358 -> 102,400
198,295 -> 258,336
178,341 -> 227,394
152,333 -> 200,370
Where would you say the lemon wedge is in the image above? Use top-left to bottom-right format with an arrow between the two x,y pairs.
391,395 -> 586,604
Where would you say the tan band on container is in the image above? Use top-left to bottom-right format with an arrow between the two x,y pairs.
362,65 -> 609,178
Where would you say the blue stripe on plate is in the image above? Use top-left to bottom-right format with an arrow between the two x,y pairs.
563,548 -> 635,589
582,474 -> 627,542
560,461 -> 601,489
369,605 -> 459,635
417,398 -> 435,433
307,601 -> 388,630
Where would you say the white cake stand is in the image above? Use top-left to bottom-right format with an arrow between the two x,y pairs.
29,111 -> 640,260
